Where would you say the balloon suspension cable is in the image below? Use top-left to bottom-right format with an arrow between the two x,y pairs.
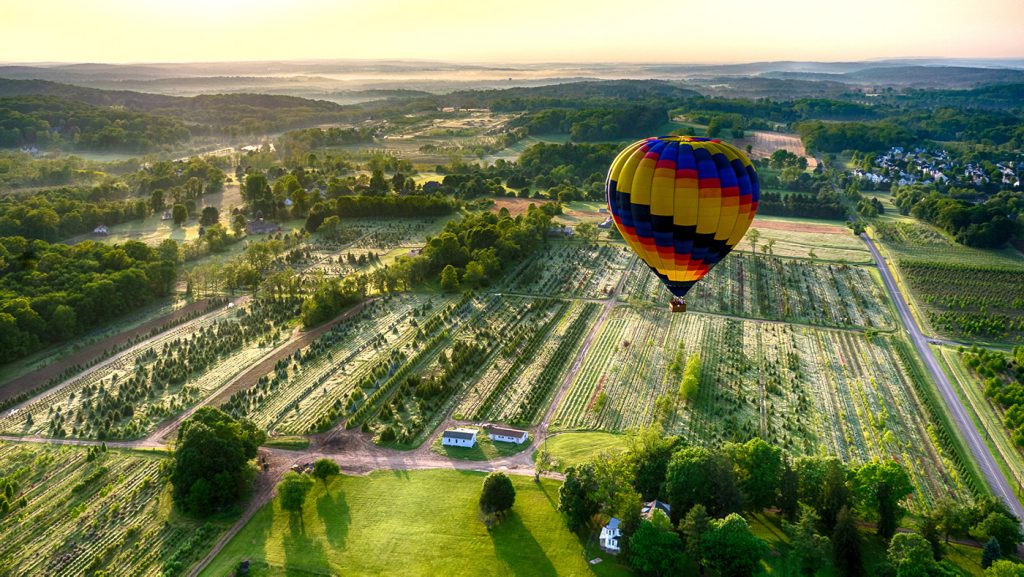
669,297 -> 687,313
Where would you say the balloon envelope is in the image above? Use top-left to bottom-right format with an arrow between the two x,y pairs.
606,136 -> 759,299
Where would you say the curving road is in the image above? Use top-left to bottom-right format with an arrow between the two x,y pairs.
862,233 -> 1024,523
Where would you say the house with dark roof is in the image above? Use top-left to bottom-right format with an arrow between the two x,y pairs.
641,500 -> 671,520
246,219 -> 280,235
488,426 -> 528,444
441,428 -> 478,448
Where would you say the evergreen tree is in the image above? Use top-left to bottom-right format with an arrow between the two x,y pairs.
983,537 -> 1002,569
832,507 -> 863,577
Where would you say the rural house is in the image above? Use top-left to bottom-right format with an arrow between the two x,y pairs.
441,428 -> 478,447
641,500 -> 671,520
487,426 -> 528,444
599,518 -> 621,553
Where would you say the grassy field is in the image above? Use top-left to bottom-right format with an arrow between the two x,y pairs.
745,215 -> 870,262
0,443 -> 231,576
200,469 -> 632,577
553,306 -> 973,510
539,432 -> 627,472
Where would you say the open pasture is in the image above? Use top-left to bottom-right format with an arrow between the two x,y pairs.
554,306 -> 971,509
200,469 -> 628,577
0,443 -> 226,576
744,216 -> 870,262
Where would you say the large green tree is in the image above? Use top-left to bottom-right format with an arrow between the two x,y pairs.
558,463 -> 601,532
312,459 -> 340,485
853,459 -> 913,540
279,472 -> 314,513
170,407 -> 265,517
629,519 -> 684,576
701,513 -> 768,577
480,472 -> 516,515
887,532 -> 938,577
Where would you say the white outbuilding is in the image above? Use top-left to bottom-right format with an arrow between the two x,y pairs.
488,426 -> 529,444
441,428 -> 478,448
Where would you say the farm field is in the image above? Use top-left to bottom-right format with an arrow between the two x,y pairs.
621,251 -> 892,330
496,241 -> 632,300
553,306 -> 972,509
223,294 -> 462,440
0,297 -> 217,402
0,298 -> 297,440
733,130 -> 819,169
0,442 -> 230,576
199,469 -> 631,577
744,216 -> 871,262
454,299 -> 601,426
874,219 -> 1024,342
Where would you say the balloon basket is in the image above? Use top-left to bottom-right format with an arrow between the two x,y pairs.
669,299 -> 687,313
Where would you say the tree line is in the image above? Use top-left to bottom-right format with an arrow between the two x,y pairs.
0,95 -> 190,152
893,185 -> 1022,248
555,429 -> 1021,576
0,236 -> 180,363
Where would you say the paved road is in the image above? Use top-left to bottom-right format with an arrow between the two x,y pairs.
862,233 -> 1024,523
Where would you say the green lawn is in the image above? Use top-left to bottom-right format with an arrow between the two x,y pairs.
540,432 -> 627,472
430,428 -> 533,461
200,469 -> 632,577
262,436 -> 311,451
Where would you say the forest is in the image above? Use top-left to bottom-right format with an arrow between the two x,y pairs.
893,186 -> 1023,247
0,236 -> 180,362
0,95 -> 190,152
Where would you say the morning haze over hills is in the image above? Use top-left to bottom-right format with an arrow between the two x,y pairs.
1,0 -> 1024,574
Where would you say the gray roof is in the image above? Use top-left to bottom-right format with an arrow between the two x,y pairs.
442,430 -> 476,441
488,427 -> 527,438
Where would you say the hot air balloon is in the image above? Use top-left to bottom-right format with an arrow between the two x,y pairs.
606,136 -> 759,312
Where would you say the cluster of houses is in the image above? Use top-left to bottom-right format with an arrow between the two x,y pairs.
855,146 -> 1021,189
440,425 -> 529,448
599,500 -> 672,553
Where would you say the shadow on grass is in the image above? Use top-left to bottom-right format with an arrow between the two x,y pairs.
316,482 -> 349,550
490,511 -> 558,577
283,509 -> 329,575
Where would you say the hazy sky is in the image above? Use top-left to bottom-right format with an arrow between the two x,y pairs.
2,0 -> 1022,64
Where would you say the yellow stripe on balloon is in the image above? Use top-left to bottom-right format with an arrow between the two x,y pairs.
650,168 -> 675,217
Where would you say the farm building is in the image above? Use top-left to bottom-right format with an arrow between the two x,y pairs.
246,219 -> 280,235
641,500 -> 671,520
488,426 -> 528,444
548,225 -> 574,238
441,428 -> 478,447
599,518 -> 621,553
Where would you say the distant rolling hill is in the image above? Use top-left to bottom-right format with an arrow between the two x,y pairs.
762,65 -> 1024,88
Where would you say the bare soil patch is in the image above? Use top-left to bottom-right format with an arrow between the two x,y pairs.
754,219 -> 847,235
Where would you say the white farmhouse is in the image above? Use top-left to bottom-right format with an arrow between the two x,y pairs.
488,426 -> 528,444
599,518 -> 621,553
441,428 -> 478,448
